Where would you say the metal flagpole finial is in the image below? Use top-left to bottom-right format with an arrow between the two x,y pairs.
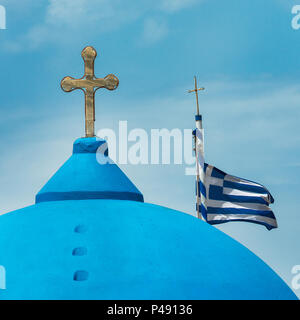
61,46 -> 119,138
188,76 -> 205,116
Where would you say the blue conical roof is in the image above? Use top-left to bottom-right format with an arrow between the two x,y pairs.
36,137 -> 144,204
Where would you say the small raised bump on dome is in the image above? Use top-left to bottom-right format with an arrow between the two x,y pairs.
72,247 -> 87,256
74,225 -> 87,234
73,270 -> 89,281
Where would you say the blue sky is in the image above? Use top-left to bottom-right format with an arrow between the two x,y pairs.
0,0 -> 300,296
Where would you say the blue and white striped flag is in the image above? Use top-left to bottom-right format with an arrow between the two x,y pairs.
196,164 -> 277,230
191,78 -> 276,230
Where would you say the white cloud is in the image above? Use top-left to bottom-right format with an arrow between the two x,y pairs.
142,18 -> 169,44
3,0 -> 203,51
160,0 -> 199,13
44,0 -> 129,27
1,0 -> 41,9
5,0 -> 141,51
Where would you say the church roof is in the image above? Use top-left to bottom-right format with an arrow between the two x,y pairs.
0,199 -> 297,299
36,137 -> 144,204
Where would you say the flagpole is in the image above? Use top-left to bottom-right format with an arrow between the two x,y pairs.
194,134 -> 201,219
189,76 -> 205,220
194,77 -> 201,220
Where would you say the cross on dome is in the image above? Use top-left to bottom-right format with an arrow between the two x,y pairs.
61,46 -> 119,137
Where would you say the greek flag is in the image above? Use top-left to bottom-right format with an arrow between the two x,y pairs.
196,164 -> 277,230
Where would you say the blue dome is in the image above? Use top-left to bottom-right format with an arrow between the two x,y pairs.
36,137 -> 143,204
0,138 -> 296,300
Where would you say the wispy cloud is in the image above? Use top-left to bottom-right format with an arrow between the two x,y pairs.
141,17 -> 169,44
160,0 -> 200,13
4,0 -> 140,51
3,0 -> 203,51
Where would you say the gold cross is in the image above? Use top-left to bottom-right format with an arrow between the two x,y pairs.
61,46 -> 119,137
188,76 -> 205,115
